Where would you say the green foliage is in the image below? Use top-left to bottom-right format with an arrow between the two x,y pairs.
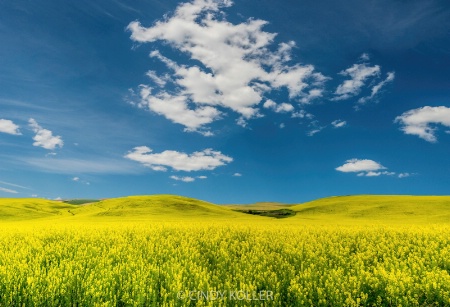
63,199 -> 100,205
236,208 -> 296,218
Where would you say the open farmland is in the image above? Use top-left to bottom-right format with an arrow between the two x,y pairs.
1,195 -> 450,306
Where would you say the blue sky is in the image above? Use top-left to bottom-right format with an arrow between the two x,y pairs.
1,0 -> 450,204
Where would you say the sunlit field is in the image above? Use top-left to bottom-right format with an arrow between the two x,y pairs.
1,195 -> 450,306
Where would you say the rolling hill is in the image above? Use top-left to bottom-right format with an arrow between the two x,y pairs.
2,194 -> 450,224
290,195 -> 450,224
0,195 -> 246,222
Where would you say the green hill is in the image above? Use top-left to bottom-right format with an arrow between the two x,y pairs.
65,195 -> 247,221
2,195 -> 450,224
0,198 -> 77,221
291,195 -> 450,224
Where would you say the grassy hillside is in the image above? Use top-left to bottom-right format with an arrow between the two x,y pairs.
0,198 -> 77,221
291,195 -> 450,224
69,195 -> 245,221
0,195 -> 252,223
2,194 -> 450,224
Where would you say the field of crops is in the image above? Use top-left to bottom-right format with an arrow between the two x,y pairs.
1,221 -> 450,306
2,195 -> 450,306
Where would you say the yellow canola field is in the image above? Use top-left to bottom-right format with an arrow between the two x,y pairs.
1,221 -> 450,306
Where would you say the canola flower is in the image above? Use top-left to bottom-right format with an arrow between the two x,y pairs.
0,222 -> 450,306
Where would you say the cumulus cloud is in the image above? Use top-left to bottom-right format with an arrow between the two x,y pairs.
73,177 -> 80,182
0,119 -> 21,135
170,175 -> 195,182
263,100 -> 294,113
395,106 -> 450,142
138,85 -> 220,135
337,159 -> 409,178
125,146 -> 233,172
127,0 -> 327,133
331,119 -> 347,128
336,158 -> 386,175
292,110 -> 314,119
233,172 -> 242,177
28,118 -> 63,150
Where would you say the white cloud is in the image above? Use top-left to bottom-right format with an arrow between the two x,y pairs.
331,119 -> 347,128
125,146 -> 233,172
0,187 -> 18,194
0,119 -> 21,135
24,157 -> 140,174
334,62 -> 380,101
279,123 -> 285,129
263,100 -> 294,113
138,85 -> 220,135
233,172 -> 242,177
72,176 -> 90,185
395,106 -> 450,142
307,120 -> 325,136
336,159 -> 386,173
299,88 -> 323,104
363,171 -> 395,177
398,172 -> 411,178
0,181 -> 29,190
292,110 -> 314,119
127,0 -> 327,133
28,118 -> 63,150
170,175 -> 195,182
360,53 -> 370,61
197,175 -> 207,179
307,128 -> 323,136
358,72 -> 395,105
338,159 -> 402,177
146,70 -> 172,87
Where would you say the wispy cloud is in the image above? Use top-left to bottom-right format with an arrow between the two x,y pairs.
0,181 -> 26,189
395,106 -> 450,142
307,120 -> 325,136
24,157 -> 140,174
125,146 -> 233,172
334,63 -> 380,101
170,175 -> 195,182
0,119 -> 21,135
331,119 -> 347,128
333,54 -> 394,105
127,0 -> 327,134
358,72 -> 395,105
28,118 -> 64,150
72,176 -> 90,185
0,187 -> 18,194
